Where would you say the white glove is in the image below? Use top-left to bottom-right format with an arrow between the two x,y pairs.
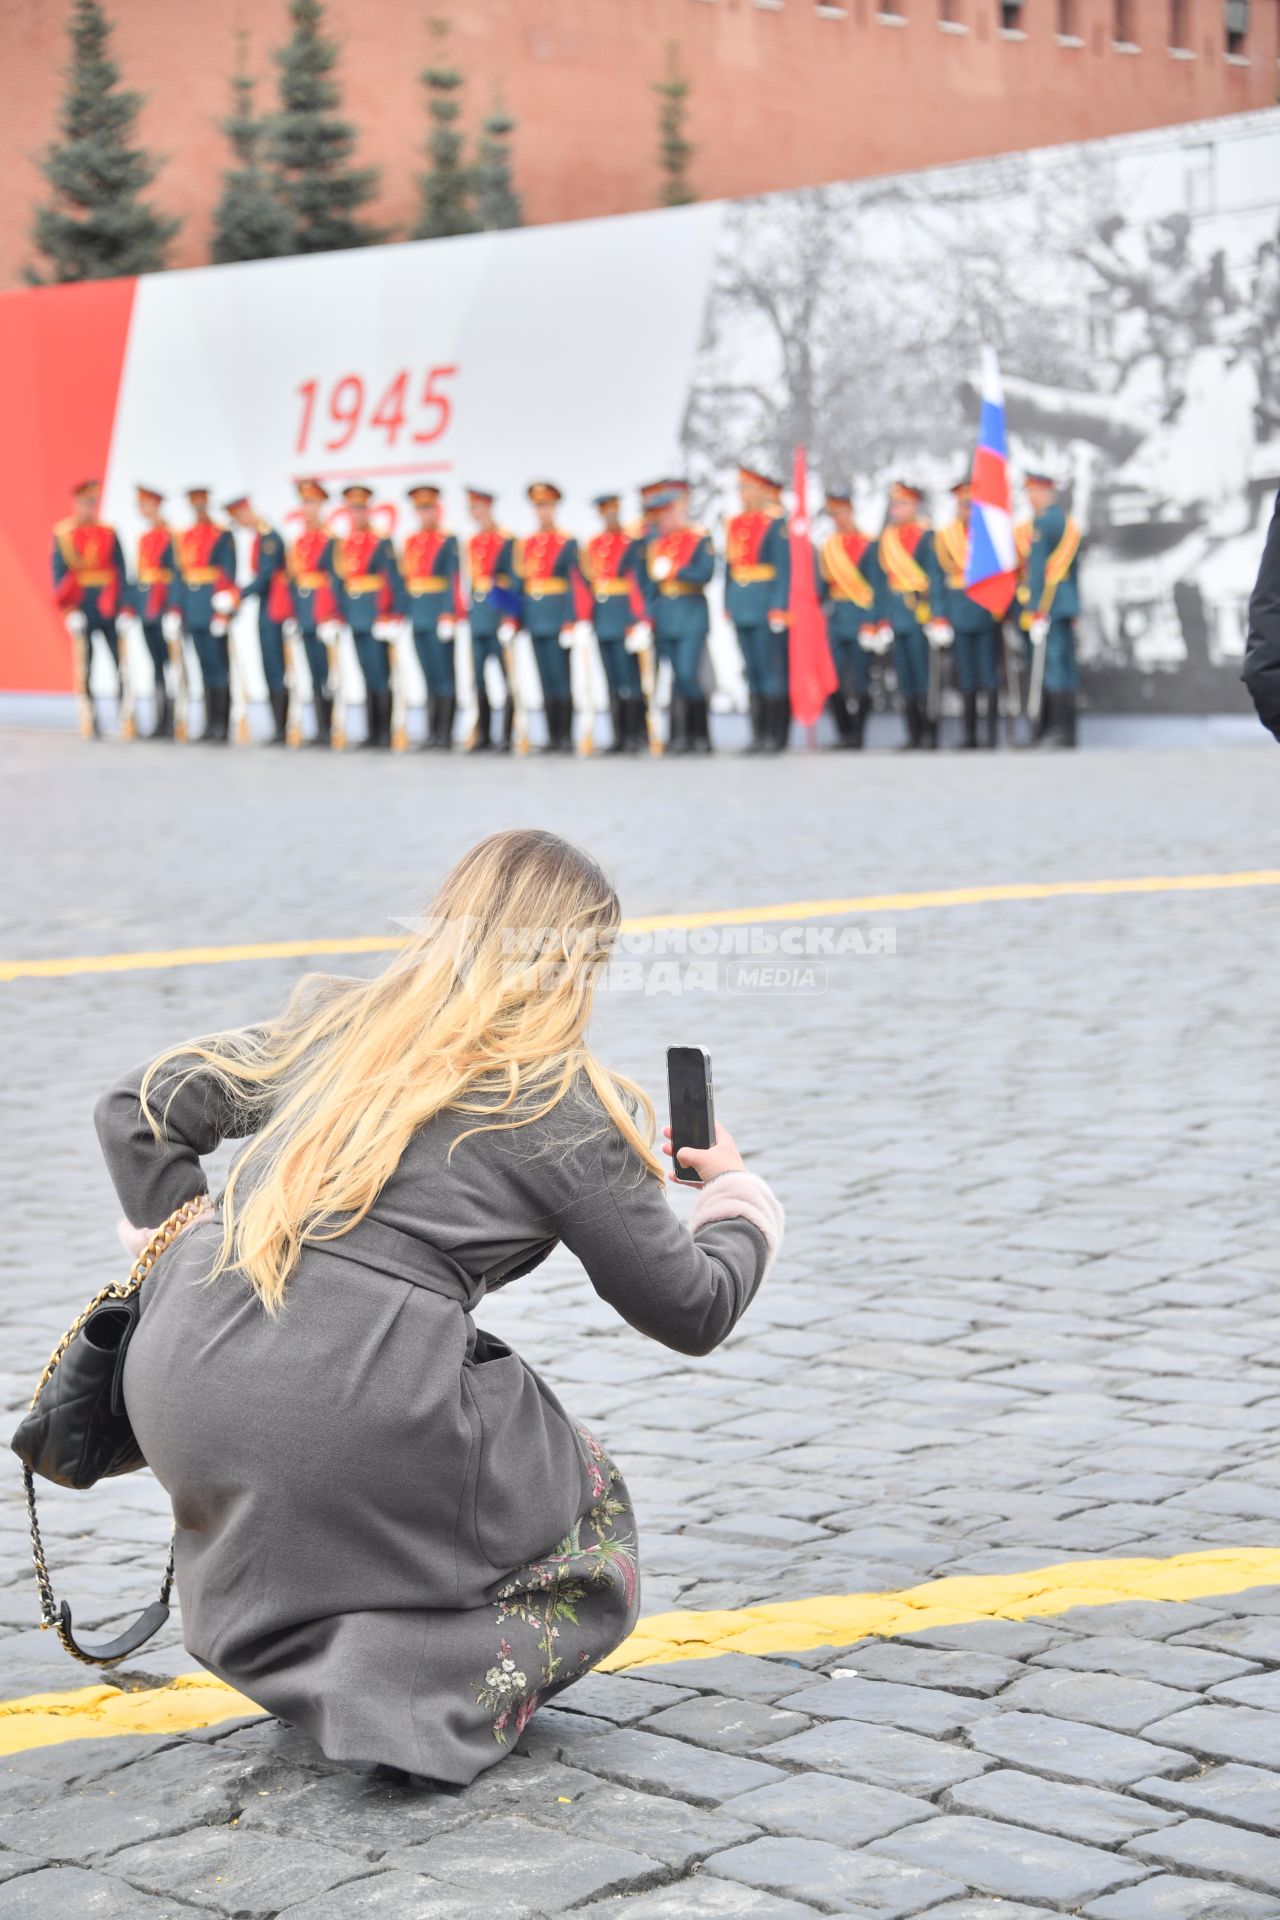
64,610 -> 87,639
211,589 -> 236,615
318,620 -> 342,646
437,616 -> 455,641
650,554 -> 673,582
865,623 -> 893,656
283,617 -> 300,644
926,620 -> 954,651
497,619 -> 517,643
558,625 -> 576,650
767,610 -> 789,633
625,620 -> 652,656
161,609 -> 184,644
372,618 -> 397,642
1030,617 -> 1050,646
210,616 -> 228,638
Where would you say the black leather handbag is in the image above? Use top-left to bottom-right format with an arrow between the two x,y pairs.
10,1193 -> 209,1667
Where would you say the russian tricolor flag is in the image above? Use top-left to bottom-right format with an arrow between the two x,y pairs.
964,346 -> 1019,618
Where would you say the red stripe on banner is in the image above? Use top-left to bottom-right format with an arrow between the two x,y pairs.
0,276 -> 138,694
971,443 -> 1011,513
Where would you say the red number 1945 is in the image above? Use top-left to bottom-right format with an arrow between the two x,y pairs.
295,366 -> 458,455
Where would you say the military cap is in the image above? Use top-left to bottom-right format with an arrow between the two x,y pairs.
823,488 -> 853,507
342,484 -> 374,505
593,492 -> 621,511
465,486 -> 496,504
407,484 -> 441,506
739,464 -> 783,492
223,493 -> 251,514
527,481 -> 563,505
950,474 -> 973,495
646,480 -> 689,509
72,478 -> 101,499
296,478 -> 330,503
1023,468 -> 1057,487
135,484 -> 164,507
890,481 -> 924,503
186,487 -> 213,504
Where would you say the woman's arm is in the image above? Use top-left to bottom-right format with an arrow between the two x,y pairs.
94,1039 -> 263,1230
554,1121 -> 783,1358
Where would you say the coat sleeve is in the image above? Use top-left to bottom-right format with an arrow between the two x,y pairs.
1242,490 -> 1280,744
677,535 -> 715,587
552,1123 -> 783,1357
94,1040 -> 264,1229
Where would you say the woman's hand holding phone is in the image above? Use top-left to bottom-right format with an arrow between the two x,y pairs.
662,1122 -> 746,1187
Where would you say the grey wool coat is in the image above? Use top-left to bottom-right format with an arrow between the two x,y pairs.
95,1047 -> 782,1786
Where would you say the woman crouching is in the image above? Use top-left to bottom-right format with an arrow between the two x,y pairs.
95,828 -> 783,1786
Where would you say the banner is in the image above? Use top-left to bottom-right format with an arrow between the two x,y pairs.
2,108 -> 1278,712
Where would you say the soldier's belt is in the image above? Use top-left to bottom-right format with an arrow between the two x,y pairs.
595,580 -> 631,597
659,582 -> 703,599
138,568 -> 172,585
75,569 -> 115,587
729,564 -> 776,584
344,574 -> 383,591
408,576 -> 447,593
183,567 -> 221,585
526,578 -> 568,596
295,572 -> 328,590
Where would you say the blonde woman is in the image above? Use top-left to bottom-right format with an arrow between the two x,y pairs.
95,830 -> 783,1787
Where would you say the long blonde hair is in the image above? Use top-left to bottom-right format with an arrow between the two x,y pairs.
141,830 -> 659,1314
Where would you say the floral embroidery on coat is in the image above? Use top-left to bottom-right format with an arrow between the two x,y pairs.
475,1424 -> 637,1744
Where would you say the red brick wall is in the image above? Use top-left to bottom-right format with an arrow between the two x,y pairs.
3,0 -> 1275,290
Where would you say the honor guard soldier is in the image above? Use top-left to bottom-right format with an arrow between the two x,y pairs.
875,482 -> 943,751
51,479 -> 126,738
515,481 -> 578,755
464,487 -> 517,753
583,492 -> 646,753
936,477 -> 1001,750
225,494 -> 293,744
647,480 -> 715,755
1020,471 -> 1082,749
816,490 -> 879,750
725,465 -> 791,753
130,485 -> 177,738
399,484 -> 460,750
176,487 -> 239,743
286,480 -> 339,747
328,484 -> 401,750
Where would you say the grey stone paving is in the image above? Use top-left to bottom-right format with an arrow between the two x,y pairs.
1,734 -> 1278,1916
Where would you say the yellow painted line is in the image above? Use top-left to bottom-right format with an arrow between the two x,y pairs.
4,869 -> 1280,983
2,1548 -> 1276,1758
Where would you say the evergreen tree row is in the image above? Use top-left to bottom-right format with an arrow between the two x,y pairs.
29,0 -> 696,284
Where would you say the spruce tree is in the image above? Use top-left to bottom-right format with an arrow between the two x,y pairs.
211,36 -> 296,265
413,18 -> 477,240
268,0 -> 384,254
28,0 -> 179,284
653,42 -> 695,210
474,100 -> 522,233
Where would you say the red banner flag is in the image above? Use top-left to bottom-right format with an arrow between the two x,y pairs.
787,444 -> 837,727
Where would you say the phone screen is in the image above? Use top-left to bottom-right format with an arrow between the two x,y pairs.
667,1046 -> 714,1184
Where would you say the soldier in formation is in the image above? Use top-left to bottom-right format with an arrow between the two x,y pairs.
51,465 -> 1080,753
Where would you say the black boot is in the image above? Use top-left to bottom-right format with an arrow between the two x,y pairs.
559,695 -> 576,754
924,706 -> 939,751
668,695 -> 692,754
1032,691 -> 1055,748
437,694 -> 456,750
149,686 -> 172,739
982,689 -> 999,750
470,689 -> 492,751
742,693 -> 767,754
606,689 -> 626,754
268,686 -> 289,743
1060,691 -> 1077,748
899,698 -> 923,750
208,686 -> 231,742
539,699 -> 558,753
827,691 -> 853,749
962,692 -> 978,750
376,689 -> 394,747
689,694 -> 713,754
774,694 -> 792,752
851,694 -> 871,750
311,692 -> 332,747
422,693 -> 440,749
498,700 -> 514,753
760,695 -> 782,754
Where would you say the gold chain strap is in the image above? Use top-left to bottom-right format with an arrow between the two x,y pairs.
25,1191 -> 211,1663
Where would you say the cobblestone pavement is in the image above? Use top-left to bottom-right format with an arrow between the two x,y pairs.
1,732 -> 1279,1918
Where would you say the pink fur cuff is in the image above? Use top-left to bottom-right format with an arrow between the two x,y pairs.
690,1169 -> 784,1265
117,1206 -> 214,1261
